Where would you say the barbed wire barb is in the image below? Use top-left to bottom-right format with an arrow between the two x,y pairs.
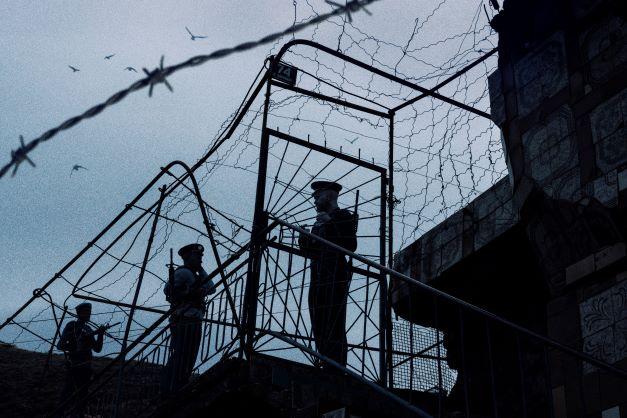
10,135 -> 36,177
143,55 -> 173,98
325,0 -> 372,23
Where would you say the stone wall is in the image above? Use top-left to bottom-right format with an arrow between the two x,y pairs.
489,2 -> 627,209
394,177 -> 518,283
579,276 -> 627,372
486,1 -> 627,415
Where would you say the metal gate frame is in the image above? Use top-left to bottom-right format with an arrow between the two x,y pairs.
241,40 -> 495,387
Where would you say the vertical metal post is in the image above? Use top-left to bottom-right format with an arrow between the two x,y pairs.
486,320 -> 499,418
378,173 -> 388,386
197,193 -> 244,349
282,235 -> 294,329
458,307 -> 470,417
434,295 -> 443,417
43,305 -> 67,378
516,335 -> 528,418
543,346 -> 556,418
242,67 -> 273,355
409,319 -> 414,393
387,112 -> 395,268
296,257 -> 308,340
362,269 -> 370,377
386,111 -> 395,387
113,184 -> 166,417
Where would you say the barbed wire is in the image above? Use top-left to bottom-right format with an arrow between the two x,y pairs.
0,0 -> 379,179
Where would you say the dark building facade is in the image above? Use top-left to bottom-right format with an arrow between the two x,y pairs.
393,0 -> 627,416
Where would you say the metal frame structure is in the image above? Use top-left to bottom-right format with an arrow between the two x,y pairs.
4,39 -> 625,418
240,40 -> 495,387
0,40 -> 499,417
250,126 -> 389,381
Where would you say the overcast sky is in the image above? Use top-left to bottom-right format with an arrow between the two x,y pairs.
0,0 -> 502,356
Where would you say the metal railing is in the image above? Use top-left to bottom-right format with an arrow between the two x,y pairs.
55,250 -> 250,417
272,216 -> 627,418
55,215 -> 627,418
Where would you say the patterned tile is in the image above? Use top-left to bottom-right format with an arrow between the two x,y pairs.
542,166 -> 582,202
589,88 -> 625,143
472,178 -> 512,220
614,319 -> 627,363
458,179 -> 517,254
602,406 -> 621,418
579,287 -> 614,338
515,32 -> 568,117
580,281 -> 627,372
595,133 -> 627,175
522,106 -> 578,185
591,171 -> 619,207
618,168 -> 627,192
580,16 -> 627,84
583,326 -> 616,366
612,281 -> 627,322
590,88 -> 627,174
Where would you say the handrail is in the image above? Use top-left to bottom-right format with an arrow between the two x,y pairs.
49,239 -> 254,417
269,215 -> 627,379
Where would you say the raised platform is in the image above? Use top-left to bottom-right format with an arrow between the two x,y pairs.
151,353 -> 439,418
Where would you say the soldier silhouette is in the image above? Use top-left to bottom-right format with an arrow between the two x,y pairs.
298,181 -> 357,366
57,302 -> 105,416
161,243 -> 215,396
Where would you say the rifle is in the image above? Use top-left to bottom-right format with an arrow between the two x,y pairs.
165,248 -> 176,303
88,321 -> 122,337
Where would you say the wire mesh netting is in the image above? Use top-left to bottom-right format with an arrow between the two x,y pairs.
0,1 -> 513,416
392,319 -> 457,393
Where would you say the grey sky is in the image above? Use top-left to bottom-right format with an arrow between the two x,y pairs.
0,0 -> 501,361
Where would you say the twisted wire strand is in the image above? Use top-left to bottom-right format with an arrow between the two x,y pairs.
0,0 -> 380,179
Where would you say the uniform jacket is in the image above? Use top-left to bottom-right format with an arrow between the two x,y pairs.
57,320 -> 103,366
299,208 -> 357,275
170,266 -> 216,320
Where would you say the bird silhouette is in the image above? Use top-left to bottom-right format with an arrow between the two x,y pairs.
346,137 -> 358,144
125,66 -> 137,72
185,26 -> 207,41
104,54 -> 115,60
68,65 -> 80,72
70,164 -> 88,176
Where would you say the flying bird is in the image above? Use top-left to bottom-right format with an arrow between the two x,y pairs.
104,54 -> 115,60
70,164 -> 88,176
125,66 -> 137,72
185,26 -> 207,41
346,137 -> 358,144
68,65 -> 80,72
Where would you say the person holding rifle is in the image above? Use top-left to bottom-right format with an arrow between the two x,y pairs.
161,243 -> 216,396
57,302 -> 110,416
